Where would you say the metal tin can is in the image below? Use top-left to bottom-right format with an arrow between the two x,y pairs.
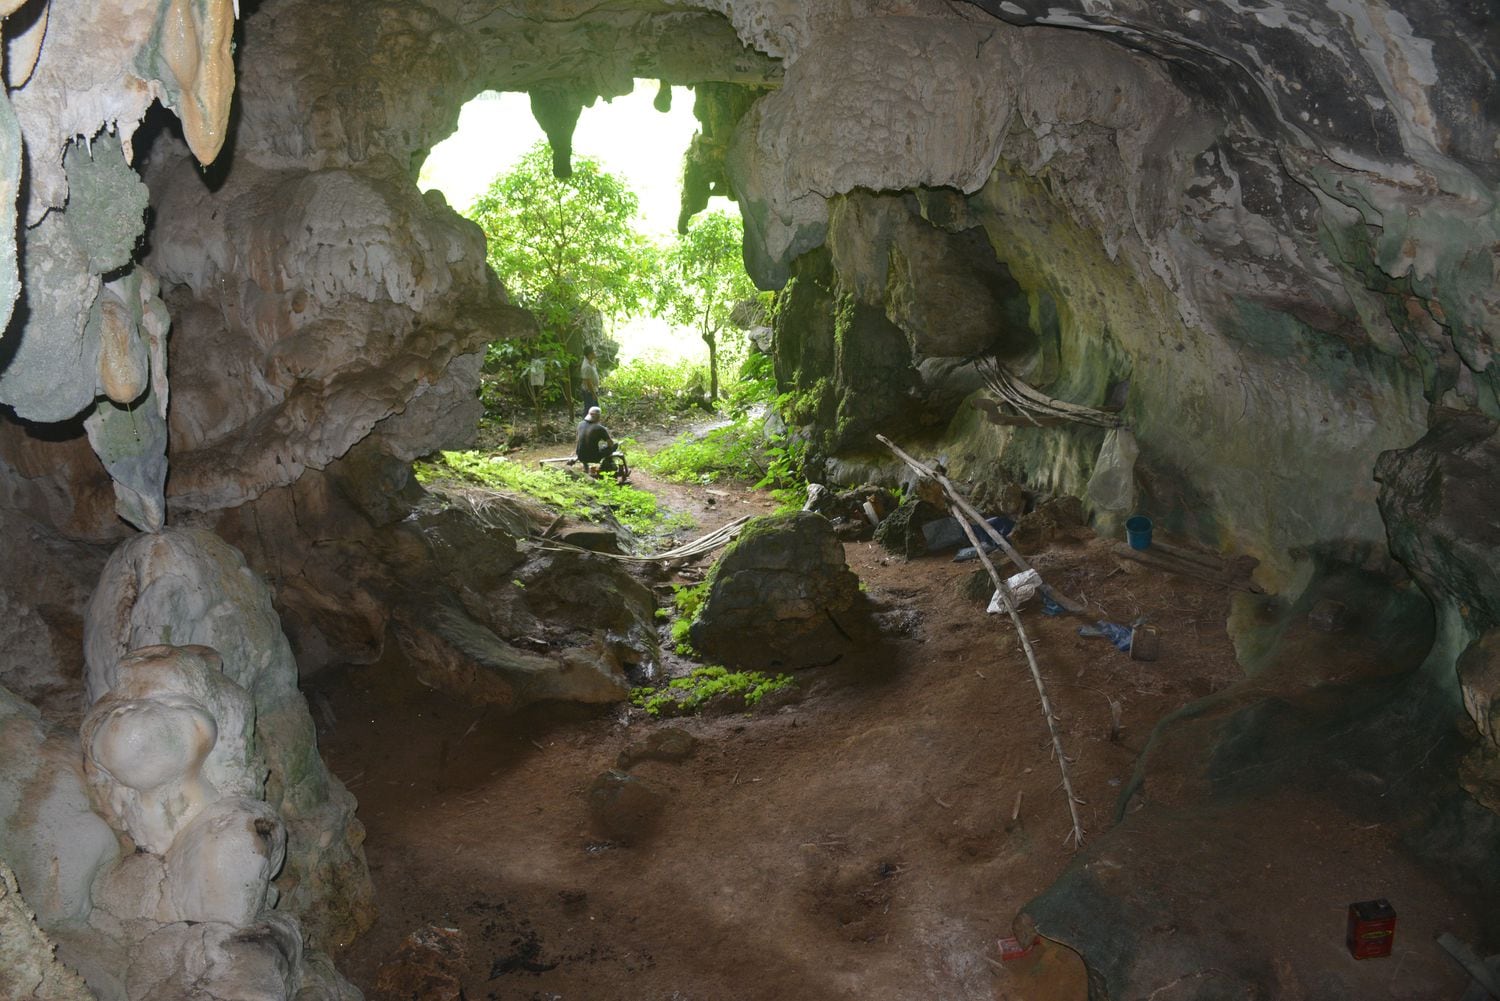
1346,899 -> 1396,959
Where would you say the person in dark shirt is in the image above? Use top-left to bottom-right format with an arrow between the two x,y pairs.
575,406 -> 618,475
579,347 -> 601,416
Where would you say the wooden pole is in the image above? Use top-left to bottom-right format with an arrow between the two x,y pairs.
876,434 -> 1084,612
876,433 -> 1086,848
950,500 -> 1086,848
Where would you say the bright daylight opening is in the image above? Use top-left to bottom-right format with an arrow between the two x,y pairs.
420,80 -> 739,365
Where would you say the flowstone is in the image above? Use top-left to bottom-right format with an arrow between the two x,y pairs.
84,528 -> 373,956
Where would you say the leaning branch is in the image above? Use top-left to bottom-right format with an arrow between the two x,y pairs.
878,434 -> 1086,848
875,435 -> 1084,612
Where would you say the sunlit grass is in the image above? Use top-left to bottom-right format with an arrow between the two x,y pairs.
415,450 -> 692,540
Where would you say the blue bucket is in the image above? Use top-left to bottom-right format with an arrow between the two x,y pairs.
1125,515 -> 1153,551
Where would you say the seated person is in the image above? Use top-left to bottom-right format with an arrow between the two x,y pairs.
575,406 -> 618,474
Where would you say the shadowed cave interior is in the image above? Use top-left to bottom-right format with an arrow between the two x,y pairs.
0,1 -> 1498,999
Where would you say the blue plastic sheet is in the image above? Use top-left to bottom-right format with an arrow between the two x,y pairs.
930,515 -> 1015,554
953,541 -> 997,562
1078,620 -> 1132,652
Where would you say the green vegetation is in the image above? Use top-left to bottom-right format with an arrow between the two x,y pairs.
756,431 -> 809,511
630,666 -> 795,717
642,358 -> 810,510
456,140 -> 815,507
653,211 -> 760,402
602,356 -> 713,425
465,154 -> 772,436
471,142 -> 654,330
469,143 -> 655,417
645,422 -> 765,484
414,450 -> 689,538
668,580 -> 711,655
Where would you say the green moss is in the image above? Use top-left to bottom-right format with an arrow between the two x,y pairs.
833,289 -> 857,352
630,665 -> 795,717
784,378 -> 830,425
668,581 -> 711,654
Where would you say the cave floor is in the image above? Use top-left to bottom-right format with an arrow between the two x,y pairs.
311,468 -> 1484,1000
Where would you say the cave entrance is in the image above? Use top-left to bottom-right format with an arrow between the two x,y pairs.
416,78 -> 765,460
420,80 -> 738,368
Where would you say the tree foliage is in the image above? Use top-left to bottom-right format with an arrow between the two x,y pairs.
654,210 -> 759,401
470,142 -> 656,335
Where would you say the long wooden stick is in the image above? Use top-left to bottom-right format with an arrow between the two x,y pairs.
1436,932 -> 1500,998
950,499 -> 1086,848
876,433 -> 1085,847
875,434 -> 1085,613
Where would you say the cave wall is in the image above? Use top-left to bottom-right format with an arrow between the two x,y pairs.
718,4 -> 1493,694
0,0 -> 1492,994
729,4 -> 1492,584
717,0 -> 1495,812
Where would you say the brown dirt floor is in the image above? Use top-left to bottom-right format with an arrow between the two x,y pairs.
311,454 -> 1486,1000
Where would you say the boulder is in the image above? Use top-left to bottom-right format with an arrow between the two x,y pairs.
872,499 -> 947,558
1376,409 -> 1500,810
384,507 -> 657,710
586,769 -> 671,844
373,925 -> 468,1001
691,511 -> 874,670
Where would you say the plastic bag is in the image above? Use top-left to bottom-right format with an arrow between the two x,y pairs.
1086,428 -> 1139,514
987,568 -> 1041,614
953,541 -> 998,563
925,515 -> 1014,553
1078,620 -> 1132,652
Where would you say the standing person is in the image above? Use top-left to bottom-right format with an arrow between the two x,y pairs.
575,406 -> 618,476
578,347 -> 601,417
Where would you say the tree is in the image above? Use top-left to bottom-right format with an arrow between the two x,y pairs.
654,210 -> 759,402
468,142 -> 655,410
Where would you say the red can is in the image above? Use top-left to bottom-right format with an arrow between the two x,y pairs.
1346,899 -> 1396,959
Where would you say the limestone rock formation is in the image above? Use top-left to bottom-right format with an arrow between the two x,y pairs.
83,529 -> 373,952
78,642 -> 308,1000
81,646 -> 261,855
0,0 -> 1492,995
691,510 -> 873,670
704,0 -> 1494,627
209,461 -> 657,710
1377,410 -> 1500,810
145,149 -> 524,514
1459,633 -> 1500,814
0,0 -> 240,531
0,862 -> 94,1001
0,685 -> 120,929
